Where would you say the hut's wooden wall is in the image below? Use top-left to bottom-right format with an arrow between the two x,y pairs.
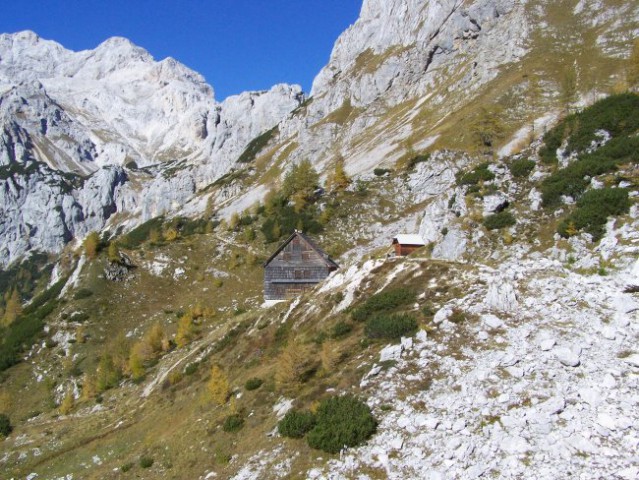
264,236 -> 333,300
394,244 -> 424,256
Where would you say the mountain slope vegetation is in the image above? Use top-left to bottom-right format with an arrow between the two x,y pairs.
1,0 -> 639,478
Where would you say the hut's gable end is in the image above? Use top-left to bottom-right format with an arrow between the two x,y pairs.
268,236 -> 329,267
263,232 -> 338,300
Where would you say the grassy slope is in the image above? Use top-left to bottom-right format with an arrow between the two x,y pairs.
1,110 -> 638,477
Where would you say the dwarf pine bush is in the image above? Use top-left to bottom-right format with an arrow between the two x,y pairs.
222,414 -> 244,433
509,158 -> 535,178
364,314 -> 418,340
278,410 -> 316,438
483,211 -> 516,230
557,188 -> 630,240
351,288 -> 416,322
306,395 -> 377,453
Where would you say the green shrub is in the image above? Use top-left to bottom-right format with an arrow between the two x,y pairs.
351,288 -> 416,322
456,162 -> 495,186
539,93 -> 639,163
373,168 -> 391,176
421,304 -> 435,317
557,188 -> 630,241
70,312 -> 90,323
331,320 -> 353,338
509,159 -> 535,178
222,414 -> 244,433
540,135 -> 639,208
278,410 -> 316,438
168,216 -> 210,236
0,413 -> 12,437
139,456 -> 154,469
364,314 -> 418,340
306,395 -> 377,453
564,93 -> 639,154
121,462 -> 134,472
73,288 -> 93,300
244,378 -> 263,391
184,362 -> 198,376
483,211 -> 516,230
449,308 -> 466,324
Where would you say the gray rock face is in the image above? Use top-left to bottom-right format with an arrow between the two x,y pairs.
275,0 -> 531,177
0,32 -> 303,266
0,160 -> 127,264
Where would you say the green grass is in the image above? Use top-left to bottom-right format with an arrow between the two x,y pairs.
237,126 -> 278,164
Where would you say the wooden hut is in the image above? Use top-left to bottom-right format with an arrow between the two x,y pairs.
263,231 -> 339,300
392,234 -> 426,256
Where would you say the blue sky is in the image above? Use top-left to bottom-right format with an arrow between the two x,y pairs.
1,0 -> 362,100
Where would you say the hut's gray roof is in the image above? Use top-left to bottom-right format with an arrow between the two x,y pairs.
263,231 -> 339,269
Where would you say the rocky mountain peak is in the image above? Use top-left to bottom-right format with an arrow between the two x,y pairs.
0,31 -> 305,267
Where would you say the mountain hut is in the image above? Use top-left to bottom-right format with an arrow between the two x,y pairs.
263,231 -> 339,300
392,234 -> 426,256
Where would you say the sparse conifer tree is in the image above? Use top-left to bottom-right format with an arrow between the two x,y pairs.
128,344 -> 146,381
81,373 -> 97,401
111,333 -> 131,374
2,289 -> 22,326
228,212 -> 240,231
282,159 -> 320,203
471,106 -> 505,151
59,388 -> 75,415
327,156 -> 351,191
242,227 -> 256,242
96,353 -> 121,392
149,228 -> 161,244
175,312 -> 195,348
319,340 -> 341,375
84,231 -> 100,259
208,365 -> 230,405
565,220 -> 579,237
271,222 -> 282,240
628,39 -> 639,90
107,242 -> 121,263
163,227 -> 178,242
147,323 -> 168,354
559,67 -> 578,114
275,341 -> 309,387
